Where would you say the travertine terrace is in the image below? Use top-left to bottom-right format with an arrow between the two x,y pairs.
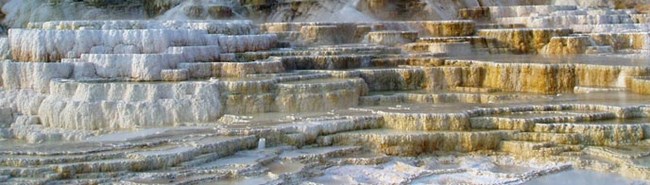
1,0 -> 650,184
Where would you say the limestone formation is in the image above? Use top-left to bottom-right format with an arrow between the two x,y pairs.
0,0 -> 650,184
479,28 -> 573,54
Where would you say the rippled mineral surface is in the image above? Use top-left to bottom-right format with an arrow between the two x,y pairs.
1,0 -> 650,184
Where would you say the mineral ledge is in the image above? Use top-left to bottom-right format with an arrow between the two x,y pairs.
0,0 -> 650,184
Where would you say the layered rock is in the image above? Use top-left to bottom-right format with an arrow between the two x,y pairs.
9,29 -> 206,62
327,129 -> 509,156
541,36 -> 593,55
205,34 -> 278,53
40,80 -> 223,130
364,31 -> 418,46
275,78 -> 369,112
479,28 -> 573,54
403,42 -> 473,56
629,77 -> 650,95
79,54 -> 182,81
514,14 -> 635,28
178,60 -> 286,79
27,20 -> 257,35
380,21 -> 476,37
487,5 -> 577,18
474,61 -> 576,94
299,24 -> 359,45
533,123 -> 646,146
0,61 -> 72,93
2,2 -> 650,184
356,68 -> 427,91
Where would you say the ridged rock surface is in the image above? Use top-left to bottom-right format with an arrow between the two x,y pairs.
0,0 -> 649,184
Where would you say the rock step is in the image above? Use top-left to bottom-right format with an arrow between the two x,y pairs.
178,60 -> 286,79
168,173 -> 232,185
0,177 -> 49,185
417,36 -> 487,48
402,42 -> 472,56
53,159 -> 143,176
587,145 -> 650,161
238,46 -> 401,62
495,14 -> 636,28
79,53 -> 182,81
302,45 -> 402,55
586,46 -> 614,54
642,139 -> 650,144
509,132 -> 582,145
67,170 -> 129,180
538,145 -> 582,155
0,143 -> 126,156
329,154 -> 391,166
280,55 -> 375,70
175,151 -> 229,168
276,78 -> 368,93
195,150 -> 275,170
44,178 -> 115,185
49,147 -> 238,176
205,34 -> 278,53
475,23 -> 526,29
216,114 -> 383,142
632,14 -> 650,23
215,78 -> 276,94
221,92 -> 275,114
364,31 -> 419,46
532,123 -> 647,133
0,136 -> 255,177
237,50 -> 318,61
324,129 -> 511,156
0,151 -> 126,167
279,146 -> 362,161
478,28 -> 573,54
270,72 -> 334,84
272,31 -> 301,41
160,69 -> 189,81
159,148 -> 295,184
44,171 -> 127,184
165,45 -> 222,62
127,145 -> 198,163
10,29 -> 208,62
572,23 -> 650,33
459,5 -> 578,21
360,91 -> 541,106
0,166 -> 58,179
540,36 -> 594,55
559,151 -> 583,156
487,5 -> 578,19
532,123 -> 647,146
274,78 -> 368,113
630,76 -> 650,95
499,140 -> 582,156
369,56 -> 447,68
574,86 -> 626,94
261,21 -> 475,36
356,68 -> 431,91
471,111 -> 618,131
449,86 -> 499,93
378,111 -> 471,131
42,80 -> 224,130
500,140 -> 554,151
26,20 -> 256,35
125,169 -> 221,184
